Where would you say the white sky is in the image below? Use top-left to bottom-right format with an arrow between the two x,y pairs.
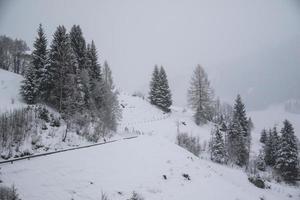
1,0 -> 300,109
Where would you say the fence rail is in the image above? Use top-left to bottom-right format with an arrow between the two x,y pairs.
0,136 -> 138,165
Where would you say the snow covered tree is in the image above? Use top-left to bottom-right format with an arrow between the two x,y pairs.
227,117 -> 248,166
101,61 -> 121,132
187,65 -> 214,125
20,65 -> 37,104
210,126 -> 226,164
231,94 -> 251,165
21,24 -> 47,103
264,127 -> 279,166
47,25 -> 78,117
103,60 -> 114,90
149,65 -> 160,105
157,66 -> 172,112
32,24 -> 48,101
275,120 -> 299,181
69,25 -> 88,109
260,129 -> 267,144
149,66 -> 172,112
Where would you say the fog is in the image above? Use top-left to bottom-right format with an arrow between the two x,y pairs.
1,0 -> 299,110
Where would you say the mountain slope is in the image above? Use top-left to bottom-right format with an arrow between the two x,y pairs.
0,69 -> 26,112
2,135 -> 299,200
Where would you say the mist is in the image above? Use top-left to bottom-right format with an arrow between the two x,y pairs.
1,0 -> 299,110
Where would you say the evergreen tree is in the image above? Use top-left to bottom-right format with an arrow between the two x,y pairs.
69,25 -> 86,70
187,65 -> 214,125
32,24 -> 48,101
48,25 -> 78,116
20,65 -> 37,104
227,117 -> 248,166
101,62 -> 121,132
69,25 -> 88,109
156,66 -> 172,112
103,60 -> 114,90
275,120 -> 299,181
21,24 -> 47,103
211,126 -> 226,163
149,65 -> 160,105
264,127 -> 279,166
260,128 -> 267,144
232,94 -> 250,165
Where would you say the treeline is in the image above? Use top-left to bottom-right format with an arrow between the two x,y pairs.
0,35 -> 30,74
20,24 -> 121,137
257,120 -> 299,182
210,94 -> 252,167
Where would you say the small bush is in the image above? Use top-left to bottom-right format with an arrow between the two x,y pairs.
248,175 -> 265,189
37,106 -> 49,122
176,133 -> 201,156
130,191 -> 144,200
0,185 -> 20,200
101,192 -> 110,200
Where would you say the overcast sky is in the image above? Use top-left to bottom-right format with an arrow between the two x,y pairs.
1,0 -> 299,110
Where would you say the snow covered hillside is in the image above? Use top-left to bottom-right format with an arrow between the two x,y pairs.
1,136 -> 299,200
0,70 -> 299,200
119,93 -> 211,144
0,69 -> 26,112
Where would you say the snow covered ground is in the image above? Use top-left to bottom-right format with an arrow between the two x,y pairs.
1,135 -> 299,200
0,70 -> 299,199
0,69 -> 26,113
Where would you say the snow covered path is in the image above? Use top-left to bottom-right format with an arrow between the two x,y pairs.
1,135 -> 299,200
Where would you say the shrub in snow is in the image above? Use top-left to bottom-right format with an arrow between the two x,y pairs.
129,191 -> 144,200
101,192 -> 110,200
0,185 -> 20,200
176,133 -> 201,156
37,106 -> 50,122
248,175 -> 265,189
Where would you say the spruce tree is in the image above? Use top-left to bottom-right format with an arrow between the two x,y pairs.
21,24 -> 47,103
156,66 -> 172,112
275,120 -> 299,181
260,129 -> 267,144
232,94 -> 250,165
211,126 -> 226,164
264,127 -> 279,166
187,65 -> 214,125
227,118 -> 247,166
48,25 -> 77,116
32,24 -> 48,101
69,25 -> 88,109
20,65 -> 37,104
149,65 -> 160,105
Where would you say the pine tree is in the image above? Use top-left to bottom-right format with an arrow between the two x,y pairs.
149,65 -> 160,105
20,65 -> 37,104
32,24 -> 48,101
227,117 -> 248,166
260,128 -> 267,144
211,126 -> 226,163
232,94 -> 251,165
21,24 -> 47,103
48,25 -> 78,117
264,127 -> 279,166
69,25 -> 88,109
156,66 -> 172,112
275,120 -> 299,181
69,25 -> 86,70
103,60 -> 114,90
187,65 -> 214,125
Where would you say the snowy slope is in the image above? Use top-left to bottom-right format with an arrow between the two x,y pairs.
1,136 -> 299,200
119,93 -> 212,144
0,69 -> 26,112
